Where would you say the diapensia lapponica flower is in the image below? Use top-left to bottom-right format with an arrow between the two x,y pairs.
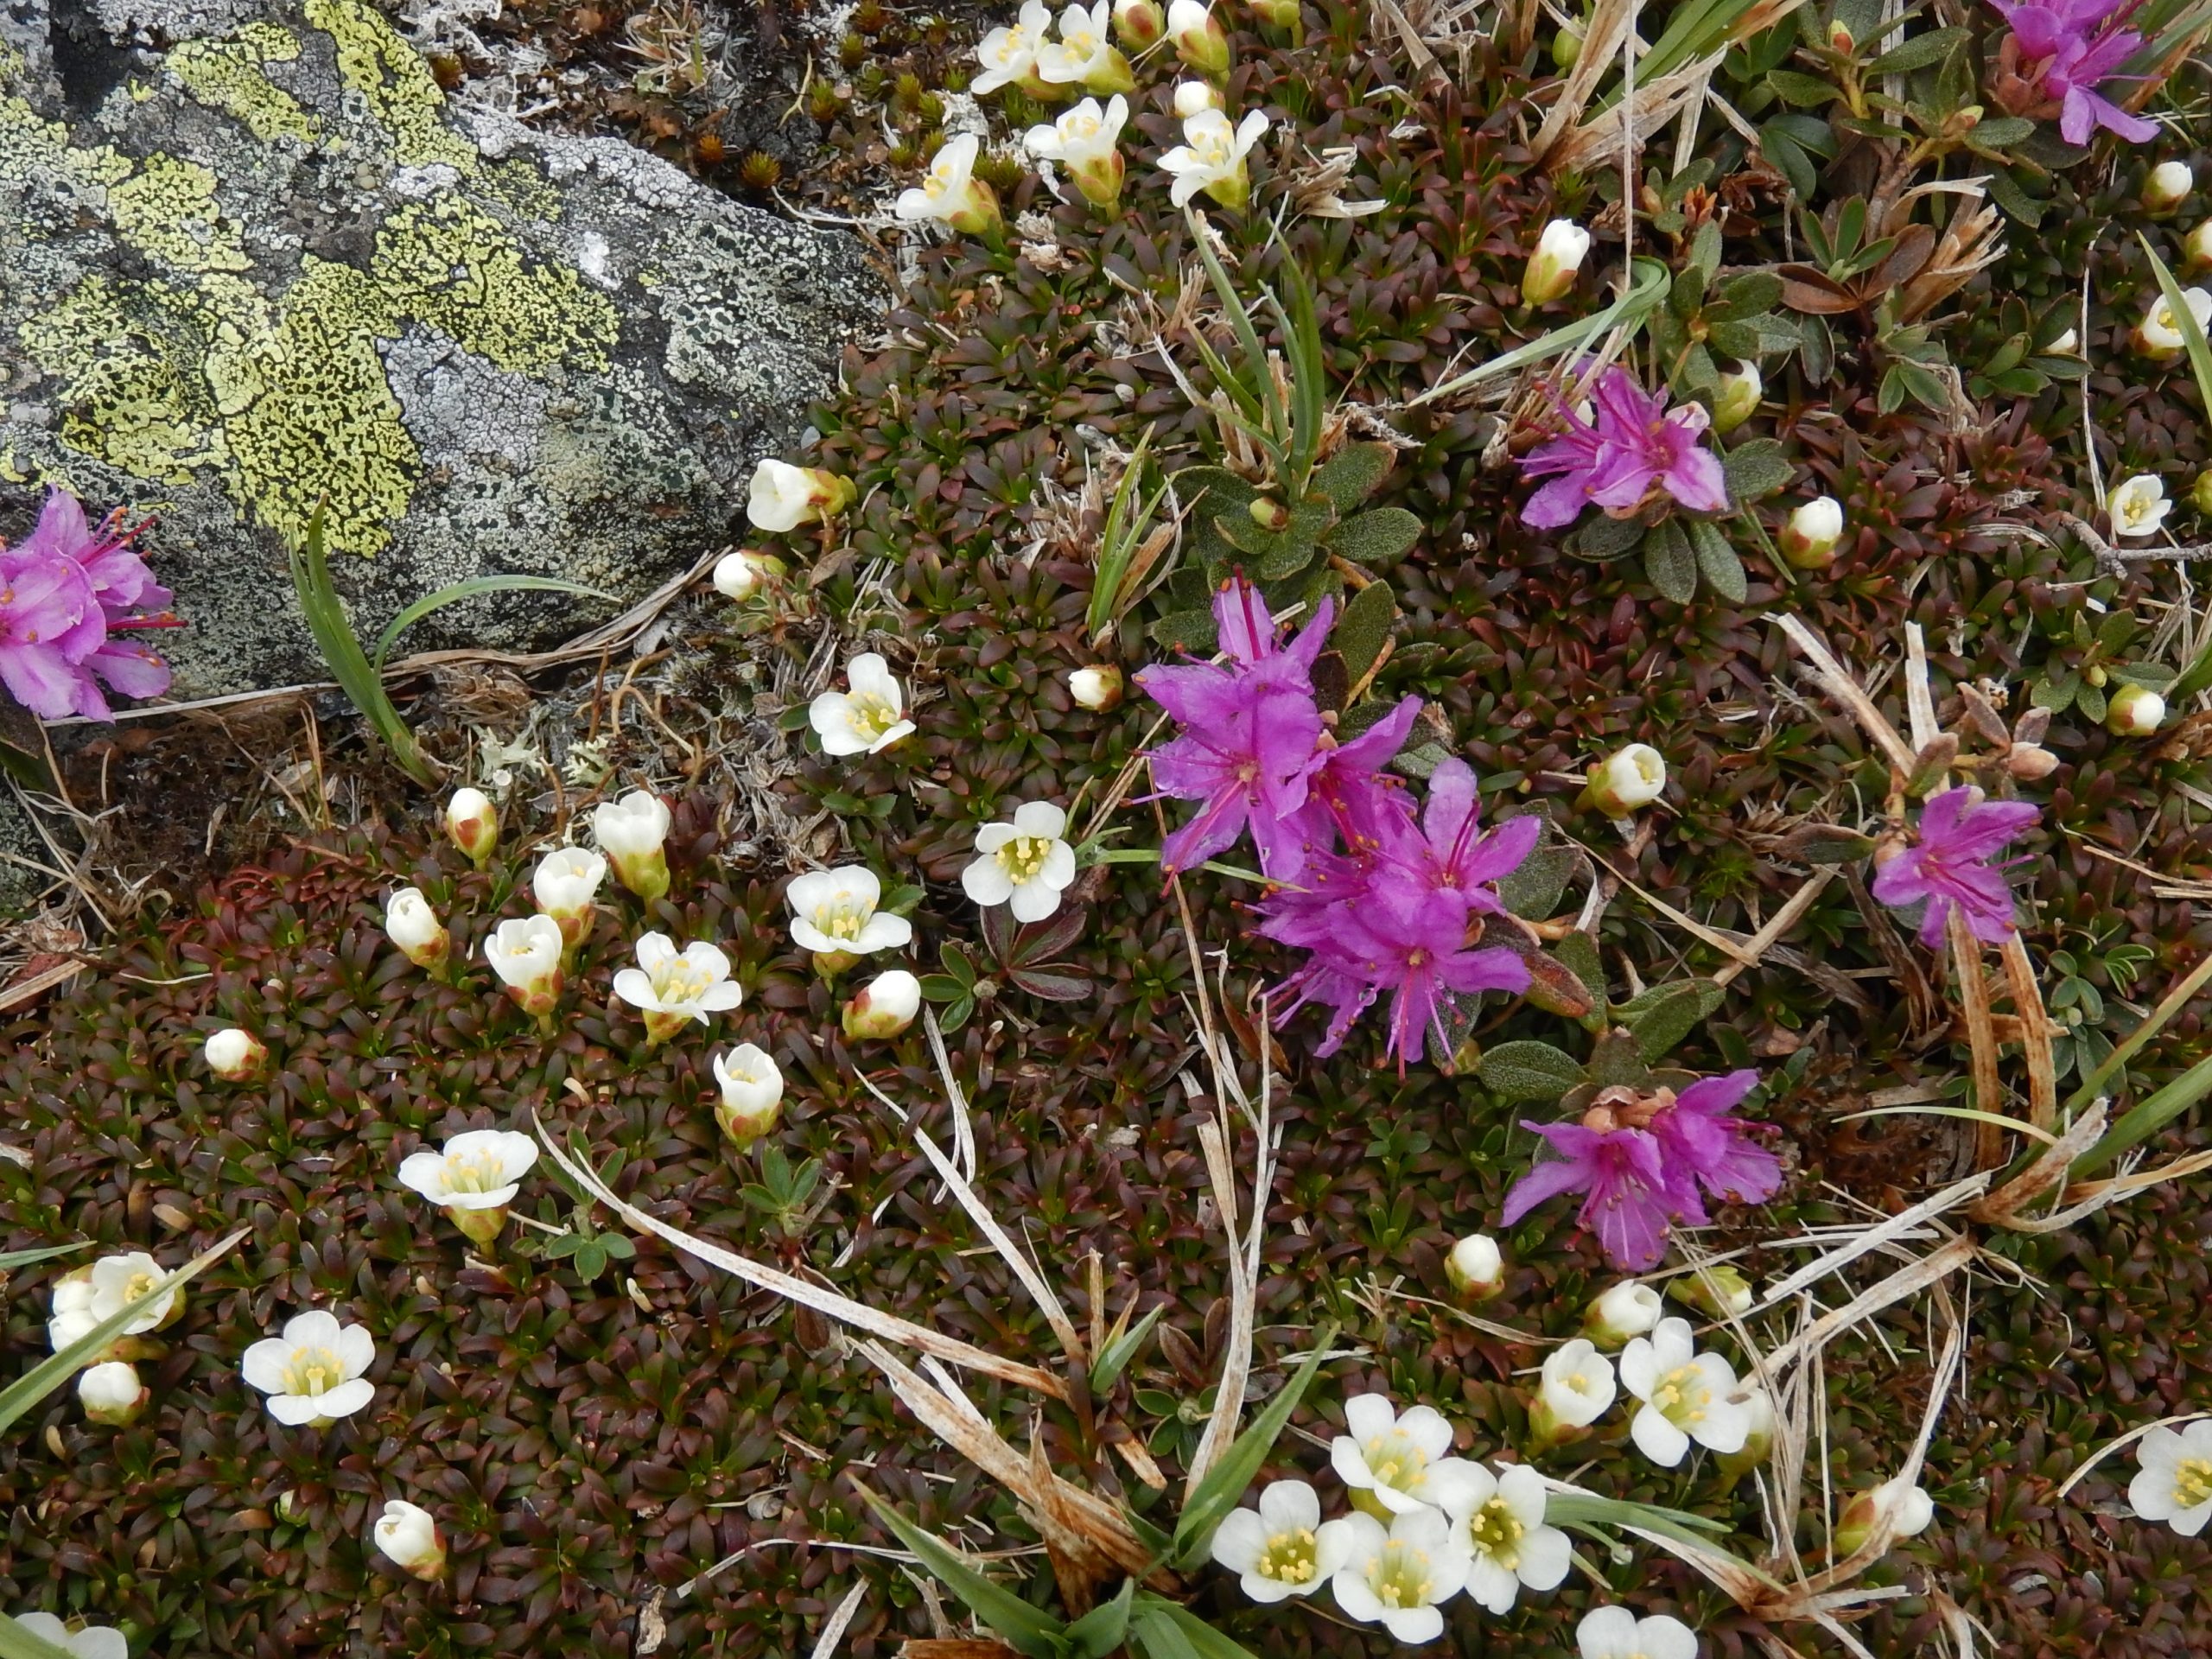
1530,1338 -> 1617,1449
895,133 -> 1003,235
613,932 -> 744,1043
1871,785 -> 2039,948
811,652 -> 916,756
787,866 -> 912,963
1208,1479 -> 1353,1603
1986,0 -> 2158,144
1157,106 -> 1270,210
241,1309 -> 377,1427
1577,1605 -> 1701,1659
397,1128 -> 540,1245
1327,1507 -> 1471,1644
1330,1394 -> 1483,1515
10,1614 -> 129,1659
374,1498 -> 448,1580
1517,366 -> 1729,530
1501,1071 -> 1782,1270
0,486 -> 175,722
1439,1462 -> 1572,1613
962,801 -> 1078,923
1618,1317 -> 1754,1466
2131,1418 -> 2212,1535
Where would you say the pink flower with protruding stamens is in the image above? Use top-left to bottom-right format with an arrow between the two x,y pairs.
1518,367 -> 1730,531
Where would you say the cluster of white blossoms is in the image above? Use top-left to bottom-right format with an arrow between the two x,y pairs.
1209,1393 -> 1688,1646
47,1251 -> 181,1427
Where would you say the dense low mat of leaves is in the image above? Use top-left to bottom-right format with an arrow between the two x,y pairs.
10,3 -> 2212,1656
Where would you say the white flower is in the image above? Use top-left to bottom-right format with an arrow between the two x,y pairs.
2137,285 -> 2212,354
844,969 -> 923,1039
374,1498 -> 447,1579
11,1615 -> 128,1659
2131,1419 -> 2212,1535
962,801 -> 1078,924
2109,474 -> 2171,540
1444,1233 -> 1503,1300
1025,96 -> 1128,207
594,789 -> 673,901
1522,219 -> 1591,305
1328,1508 -> 1471,1644
1159,107 -> 1269,210
1587,743 -> 1667,816
1330,1393 -> 1484,1515
532,846 -> 607,928
1618,1317 -> 1752,1467
974,0 -> 1052,92
78,1360 -> 145,1425
2050,327 -> 2080,353
444,787 -> 497,863
1173,79 -> 1222,117
613,932 -> 744,1033
484,914 -> 565,1012
747,459 -> 850,532
787,866 -> 913,957
89,1251 -> 176,1335
810,652 -> 916,755
48,1276 -> 98,1352
204,1027 -> 265,1081
2187,220 -> 2212,272
1068,664 -> 1122,709
398,1129 -> 539,1211
2147,158 -> 2193,213
241,1309 -> 377,1427
1039,1 -> 1105,78
713,1043 -> 785,1143
385,887 -> 448,969
1781,494 -> 1845,568
713,550 -> 784,601
1540,1338 -> 1617,1427
2109,683 -> 2167,736
1440,1462 -> 1570,1614
1586,1281 -> 1664,1346
1578,1605 -> 1700,1659
895,133 -> 1001,234
1210,1479 -> 1351,1602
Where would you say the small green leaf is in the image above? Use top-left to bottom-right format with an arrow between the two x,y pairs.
1477,1039 -> 1587,1103
1496,840 -> 1572,920
1571,514 -> 1648,561
1644,520 -> 1697,603
1688,518 -> 1748,602
1720,438 -> 1794,503
1089,1303 -> 1166,1394
1066,1580 -> 1135,1659
1129,1599 -> 1264,1659
1324,506 -> 1423,568
1617,978 -> 1726,1063
1312,442 -> 1395,512
1866,25 -> 1966,73
1332,581 -> 1398,684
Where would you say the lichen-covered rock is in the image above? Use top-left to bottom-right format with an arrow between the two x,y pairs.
0,0 -> 876,699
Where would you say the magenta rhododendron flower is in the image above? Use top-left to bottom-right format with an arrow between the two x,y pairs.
1871,785 -> 2040,948
1991,0 -> 2157,144
0,488 -> 175,720
1647,1069 -> 1786,1207
1518,367 -> 1730,531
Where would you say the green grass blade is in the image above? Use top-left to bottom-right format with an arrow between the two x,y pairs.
289,505 -> 436,786
0,1616 -> 76,1659
373,575 -> 613,671
1408,257 -> 1672,407
1088,1302 -> 1165,1394
0,1243 -> 86,1273
1129,1597 -> 1262,1659
856,1488 -> 1070,1658
2074,1051 -> 2212,1178
0,1229 -> 245,1439
2064,947 -> 2212,1116
1186,207 -> 1284,441
2139,235 -> 2212,422
1270,251 -> 1327,495
1171,1323 -> 1336,1567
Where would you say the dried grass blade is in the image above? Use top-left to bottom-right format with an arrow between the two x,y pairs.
1946,908 -> 2004,1166
1762,1233 -> 1975,1374
1753,1173 -> 1988,1309
808,1582 -> 869,1659
1186,1114 -> 1255,1494
1967,1098 -> 2105,1226
1771,615 -> 1917,772
1531,0 -> 1634,159
1999,933 -> 2057,1131
1712,868 -> 1837,987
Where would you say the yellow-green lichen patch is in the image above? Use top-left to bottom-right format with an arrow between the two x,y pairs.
0,92 -> 133,192
19,276 -> 232,484
372,198 -> 618,376
303,0 -> 474,172
167,26 -> 321,147
107,156 -> 252,273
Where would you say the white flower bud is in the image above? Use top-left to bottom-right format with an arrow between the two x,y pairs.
77,1361 -> 147,1427
713,550 -> 784,601
1670,1262 -> 1753,1319
2186,222 -> 2212,276
204,1027 -> 266,1082
1536,1338 -> 1617,1429
1522,219 -> 1592,306
1583,1281 -> 1663,1347
444,787 -> 498,865
484,915 -> 567,1017
747,460 -> 854,533
2108,683 -> 2166,736
1173,79 -> 1221,117
1781,494 -> 1845,568
1114,0 -> 1165,47
1443,1233 -> 1503,1302
384,887 -> 450,971
843,969 -> 922,1040
1584,744 -> 1667,817
1835,1476 -> 1934,1555
2049,327 -> 2079,354
374,1498 -> 448,1580
713,1044 -> 786,1147
1712,360 -> 1761,434
2136,286 -> 2212,357
2146,158 -> 2194,214
1166,0 -> 1229,74
532,847 -> 607,945
1069,664 -> 1124,710
593,789 -> 674,903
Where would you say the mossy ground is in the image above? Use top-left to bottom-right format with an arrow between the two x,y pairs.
6,3 -> 2212,1657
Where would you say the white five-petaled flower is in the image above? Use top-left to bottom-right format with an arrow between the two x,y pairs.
89,1252 -> 177,1336
713,1043 -> 786,1144
1618,1317 -> 1752,1467
385,887 -> 449,971
1328,1508 -> 1471,1645
374,1498 -> 448,1580
747,459 -> 852,533
2138,285 -> 2212,354
242,1310 -> 377,1427
484,915 -> 566,1015
962,801 -> 1078,924
787,866 -> 914,958
1331,1393 -> 1484,1515
1209,1479 -> 1352,1603
2109,474 -> 2171,540
398,1129 -> 540,1212
11,1614 -> 128,1659
811,652 -> 917,756
2131,1419 -> 2212,1535
1440,1462 -> 1571,1614
613,933 -> 743,1041
1025,96 -> 1129,207
593,789 -> 673,902
974,0 -> 1053,92
895,133 -> 1002,235
1158,107 -> 1270,211
1036,1 -> 1134,92
1540,1338 -> 1618,1428
1522,219 -> 1591,305
1577,1605 -> 1700,1659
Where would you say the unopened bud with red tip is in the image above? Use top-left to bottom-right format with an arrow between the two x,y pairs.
1827,18 -> 1853,49
2146,159 -> 2194,216
842,969 -> 922,1039
205,1027 -> 266,1082
445,787 -> 498,866
2108,682 -> 2166,737
714,1044 -> 785,1147
1069,664 -> 1123,710
78,1361 -> 148,1427
1781,495 -> 1844,568
374,1499 -> 448,1581
1443,1233 -> 1504,1304
1248,494 -> 1291,531
1581,743 -> 1667,817
1114,0 -> 1165,47
1834,1477 -> 1935,1556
